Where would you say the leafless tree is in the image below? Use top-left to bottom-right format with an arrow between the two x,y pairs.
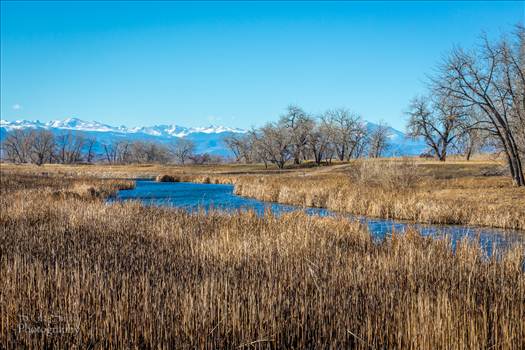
455,127 -> 486,161
84,137 -> 97,163
368,122 -> 391,158
434,26 -> 524,185
169,138 -> 195,165
55,132 -> 85,164
279,105 -> 315,164
129,141 -> 170,163
246,129 -> 270,168
102,143 -> 115,164
189,153 -> 212,165
258,122 -> 292,169
406,94 -> 467,161
224,134 -> 252,163
1,129 -> 32,163
348,121 -> 369,160
103,140 -> 131,164
307,118 -> 333,165
322,108 -> 363,161
29,130 -> 55,165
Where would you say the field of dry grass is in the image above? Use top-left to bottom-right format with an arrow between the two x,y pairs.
1,171 -> 524,349
233,160 -> 525,230
2,157 -> 523,230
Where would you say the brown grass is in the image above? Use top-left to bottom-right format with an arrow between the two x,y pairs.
0,171 -> 524,349
156,174 -> 180,182
354,157 -> 422,189
232,159 -> 525,230
1,158 -> 524,231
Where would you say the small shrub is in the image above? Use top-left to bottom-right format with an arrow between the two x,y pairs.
155,174 -> 179,182
355,158 -> 421,190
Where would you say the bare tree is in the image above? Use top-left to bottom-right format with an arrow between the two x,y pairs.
347,121 -> 369,160
279,105 -> 314,164
29,130 -> 55,165
258,123 -> 292,169
130,141 -> 169,163
454,123 -> 487,161
103,140 -> 131,164
323,108 -> 362,161
368,122 -> 391,158
103,142 -> 118,164
307,118 -> 333,165
189,153 -> 212,165
224,134 -> 252,163
55,132 -> 85,164
84,137 -> 97,163
169,139 -> 195,165
1,129 -> 32,163
246,128 -> 270,168
434,27 -> 524,185
406,95 -> 467,161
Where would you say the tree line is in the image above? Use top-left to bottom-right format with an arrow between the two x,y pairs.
1,106 -> 395,169
224,106 -> 393,169
406,25 -> 524,186
2,26 -> 522,184
1,129 -> 223,165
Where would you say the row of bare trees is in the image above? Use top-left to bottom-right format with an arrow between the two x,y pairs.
224,106 -> 391,169
2,129 -> 97,165
406,25 -> 524,186
1,129 -> 223,165
100,138 -> 222,164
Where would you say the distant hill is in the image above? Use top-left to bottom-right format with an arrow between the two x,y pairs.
0,118 -> 427,157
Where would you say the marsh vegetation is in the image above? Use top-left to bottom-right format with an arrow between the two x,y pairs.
1,162 -> 524,349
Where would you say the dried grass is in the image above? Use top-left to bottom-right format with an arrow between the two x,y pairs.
156,174 -> 180,182
0,172 -> 524,348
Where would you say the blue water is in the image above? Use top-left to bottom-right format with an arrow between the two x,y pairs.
113,180 -> 524,255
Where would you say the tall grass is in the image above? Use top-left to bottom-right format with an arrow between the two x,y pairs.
1,173 -> 524,349
2,160 -> 523,230
354,157 -> 421,190
234,160 -> 525,230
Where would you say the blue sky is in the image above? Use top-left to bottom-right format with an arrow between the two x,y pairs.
1,1 -> 523,130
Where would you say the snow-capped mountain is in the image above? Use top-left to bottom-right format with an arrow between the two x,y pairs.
0,118 -> 247,157
0,118 -> 244,137
0,118 -> 427,157
128,124 -> 245,138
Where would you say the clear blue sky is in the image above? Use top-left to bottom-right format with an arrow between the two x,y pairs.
1,1 -> 523,130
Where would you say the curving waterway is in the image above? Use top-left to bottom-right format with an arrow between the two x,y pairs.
112,180 -> 524,256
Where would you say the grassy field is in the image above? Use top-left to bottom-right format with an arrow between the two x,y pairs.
0,169 -> 524,349
2,157 -> 524,230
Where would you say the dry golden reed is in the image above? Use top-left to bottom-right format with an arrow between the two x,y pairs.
155,174 -> 180,182
233,160 -> 525,230
1,159 -> 524,229
0,172 -> 524,349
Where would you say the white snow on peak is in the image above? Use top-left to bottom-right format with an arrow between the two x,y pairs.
0,118 -> 247,137
46,118 -> 116,132
188,125 -> 245,135
0,119 -> 46,130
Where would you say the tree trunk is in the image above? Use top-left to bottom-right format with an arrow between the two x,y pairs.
439,150 -> 447,161
509,144 -> 524,186
465,148 -> 472,161
500,130 -> 524,186
338,144 -> 345,161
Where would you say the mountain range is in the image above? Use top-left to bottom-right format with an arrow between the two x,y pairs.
0,118 -> 427,157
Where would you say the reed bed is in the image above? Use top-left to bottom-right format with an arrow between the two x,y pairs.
0,172 -> 524,349
233,160 -> 525,230
2,159 -> 522,230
